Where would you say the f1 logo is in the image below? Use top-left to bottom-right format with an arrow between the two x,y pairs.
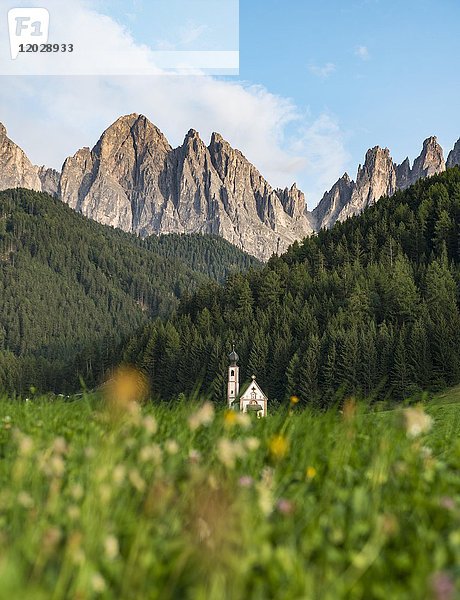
8,8 -> 50,60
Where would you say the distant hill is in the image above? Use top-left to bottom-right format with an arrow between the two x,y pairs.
125,167 -> 460,404
0,188 -> 259,393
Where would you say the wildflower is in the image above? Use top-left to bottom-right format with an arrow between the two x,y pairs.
165,439 -> 179,455
276,498 -> 295,515
306,466 -> 317,480
128,469 -> 146,493
188,402 -> 215,431
70,483 -> 84,501
236,412 -> 251,429
17,434 -> 33,456
143,415 -> 158,435
139,443 -> 162,464
49,455 -> 66,478
112,464 -> 126,485
67,505 -> 81,521
67,532 -> 85,565
290,396 -> 300,405
440,497 -> 456,511
105,365 -> 150,410
238,475 -> 254,488
217,438 -> 245,469
91,573 -> 107,594
224,410 -> 238,427
431,571 -> 455,600
269,435 -> 289,460
42,527 -> 62,554
17,491 -> 33,509
256,482 -> 273,516
224,410 -> 251,429
84,446 -> 96,459
104,535 -> 119,560
189,449 -> 201,463
245,437 -> 260,451
404,406 -> 433,438
420,445 -> 433,459
53,437 -> 68,455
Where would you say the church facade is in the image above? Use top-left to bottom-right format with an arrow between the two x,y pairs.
227,347 -> 268,417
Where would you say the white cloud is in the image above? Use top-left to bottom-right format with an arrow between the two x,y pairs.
355,45 -> 370,61
308,62 -> 336,79
0,0 -> 349,207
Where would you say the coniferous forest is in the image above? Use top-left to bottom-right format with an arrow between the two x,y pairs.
0,188 -> 258,393
124,168 -> 460,406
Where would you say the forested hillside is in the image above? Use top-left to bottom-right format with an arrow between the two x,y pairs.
0,189 -> 258,393
125,168 -> 460,405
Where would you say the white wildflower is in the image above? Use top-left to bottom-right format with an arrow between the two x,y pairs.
188,402 -> 215,431
404,407 -> 433,438
165,439 -> 179,455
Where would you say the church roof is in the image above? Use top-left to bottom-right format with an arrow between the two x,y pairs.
240,375 -> 267,400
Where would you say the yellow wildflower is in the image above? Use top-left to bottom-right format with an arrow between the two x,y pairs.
306,466 -> 317,480
290,396 -> 300,405
269,435 -> 289,460
224,410 -> 238,427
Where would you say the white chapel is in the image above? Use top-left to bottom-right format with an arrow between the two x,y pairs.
227,346 -> 268,417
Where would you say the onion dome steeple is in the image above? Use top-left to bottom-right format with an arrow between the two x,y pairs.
229,344 -> 239,366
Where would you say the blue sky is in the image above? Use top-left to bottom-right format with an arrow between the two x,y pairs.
1,0 -> 459,206
237,0 -> 460,168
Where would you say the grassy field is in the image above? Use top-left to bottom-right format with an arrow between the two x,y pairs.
0,386 -> 459,600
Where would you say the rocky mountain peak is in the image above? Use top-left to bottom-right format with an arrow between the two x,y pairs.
1,114 -> 459,260
55,115 -> 315,260
182,129 -> 207,156
37,166 -> 60,197
0,124 -> 42,192
411,136 -> 445,181
311,172 -> 355,230
447,138 -> 460,169
276,183 -> 307,220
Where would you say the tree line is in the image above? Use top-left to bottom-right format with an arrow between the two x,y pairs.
124,168 -> 460,405
0,189 -> 258,393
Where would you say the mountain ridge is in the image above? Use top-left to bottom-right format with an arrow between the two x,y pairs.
1,115 -> 460,258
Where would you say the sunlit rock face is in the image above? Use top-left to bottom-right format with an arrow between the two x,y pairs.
313,137 -> 448,230
0,123 -> 41,192
58,114 -> 314,260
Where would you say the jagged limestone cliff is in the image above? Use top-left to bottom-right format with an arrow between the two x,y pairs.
1,115 -> 459,258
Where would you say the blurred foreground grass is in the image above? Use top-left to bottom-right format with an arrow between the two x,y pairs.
0,393 -> 459,600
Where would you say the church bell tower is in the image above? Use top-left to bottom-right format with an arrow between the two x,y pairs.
227,345 -> 240,408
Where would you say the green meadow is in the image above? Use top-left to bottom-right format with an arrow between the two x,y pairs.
0,391 -> 459,600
